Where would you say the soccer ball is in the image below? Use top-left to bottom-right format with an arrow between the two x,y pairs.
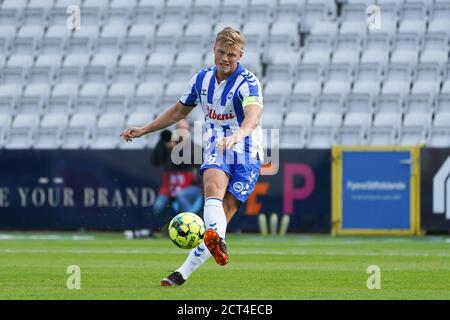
168,212 -> 205,249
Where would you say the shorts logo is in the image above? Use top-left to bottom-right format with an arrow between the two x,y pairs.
233,182 -> 244,193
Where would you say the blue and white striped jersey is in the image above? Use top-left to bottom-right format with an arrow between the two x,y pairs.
179,63 -> 264,162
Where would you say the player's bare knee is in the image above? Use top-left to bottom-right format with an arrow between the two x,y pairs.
204,181 -> 225,198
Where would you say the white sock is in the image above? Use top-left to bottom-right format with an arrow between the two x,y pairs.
176,197 -> 227,279
177,242 -> 210,279
203,197 -> 227,238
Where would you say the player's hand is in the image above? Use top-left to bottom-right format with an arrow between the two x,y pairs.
217,134 -> 242,152
120,127 -> 145,142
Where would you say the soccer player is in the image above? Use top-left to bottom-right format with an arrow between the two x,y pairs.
120,27 -> 264,286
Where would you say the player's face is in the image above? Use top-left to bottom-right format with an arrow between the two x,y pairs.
214,43 -> 242,77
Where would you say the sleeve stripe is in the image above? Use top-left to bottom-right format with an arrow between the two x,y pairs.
184,82 -> 198,105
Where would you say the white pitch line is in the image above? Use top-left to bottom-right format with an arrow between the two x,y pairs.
0,249 -> 448,257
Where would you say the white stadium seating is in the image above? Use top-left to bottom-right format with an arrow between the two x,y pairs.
0,0 -> 449,149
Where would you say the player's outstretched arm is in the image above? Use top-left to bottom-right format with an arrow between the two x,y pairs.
120,101 -> 195,142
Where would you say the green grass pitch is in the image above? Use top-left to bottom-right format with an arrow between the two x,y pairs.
0,232 -> 449,300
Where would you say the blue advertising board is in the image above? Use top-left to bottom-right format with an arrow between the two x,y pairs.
0,149 -> 332,233
332,146 -> 420,235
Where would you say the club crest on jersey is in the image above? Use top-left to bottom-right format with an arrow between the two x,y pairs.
206,106 -> 235,120
201,89 -> 207,96
227,92 -> 233,99
232,182 -> 244,192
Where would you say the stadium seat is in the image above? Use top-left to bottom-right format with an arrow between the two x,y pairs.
35,54 -> 63,69
2,0 -> 27,10
47,83 -> 79,115
274,0 -> 303,23
341,0 -> 371,21
307,125 -> 337,149
287,89 -> 317,115
336,110 -> 371,145
0,7 -> 20,28
62,114 -> 96,149
103,83 -> 135,114
262,112 -> 283,128
51,0 -> 75,9
0,84 -> 22,115
301,2 -> 333,32
339,21 -> 367,37
302,34 -> 332,66
420,33 -> 449,66
132,82 -> 164,114
247,0 -> 275,23
240,52 -> 262,77
188,0 -> 219,24
123,24 -> 155,55
142,52 -> 175,82
95,24 -> 128,54
104,0 -> 136,25
11,25 -> 44,56
346,93 -> 375,116
81,0 -> 107,26
242,22 -> 269,55
265,52 -> 300,81
332,34 -> 362,65
159,0 -> 191,24
2,64 -> 29,85
113,53 -> 146,83
399,112 -> 432,146
29,67 -> 54,84
75,83 -> 107,114
89,113 -> 125,149
401,0 -> 429,21
280,126 -> 308,149
63,54 -> 90,68
404,94 -> 434,116
118,112 -> 154,149
5,114 -> 39,149
0,114 -> 12,148
21,3 -> 51,26
265,22 -> 299,62
41,26 -> 71,55
16,83 -> 50,115
34,114 -> 69,149
368,112 -> 401,145
430,1 -> 450,22
428,19 -> 450,37
170,53 -> 203,82
84,53 -> 117,83
292,80 -> 322,96
132,0 -> 162,25
180,23 -> 213,53
398,20 -> 426,37
160,82 -> 187,109
66,26 -> 99,54
310,21 -> 338,36
429,110 -> 450,147
153,23 -> 184,53
263,81 -> 292,113
376,94 -> 405,115
322,63 -> 353,93
216,0 -> 248,25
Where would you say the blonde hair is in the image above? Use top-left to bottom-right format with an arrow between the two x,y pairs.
215,27 -> 246,52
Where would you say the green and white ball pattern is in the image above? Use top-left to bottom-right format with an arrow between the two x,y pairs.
168,212 -> 205,249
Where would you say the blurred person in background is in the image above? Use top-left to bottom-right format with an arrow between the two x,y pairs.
124,120 -> 203,239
